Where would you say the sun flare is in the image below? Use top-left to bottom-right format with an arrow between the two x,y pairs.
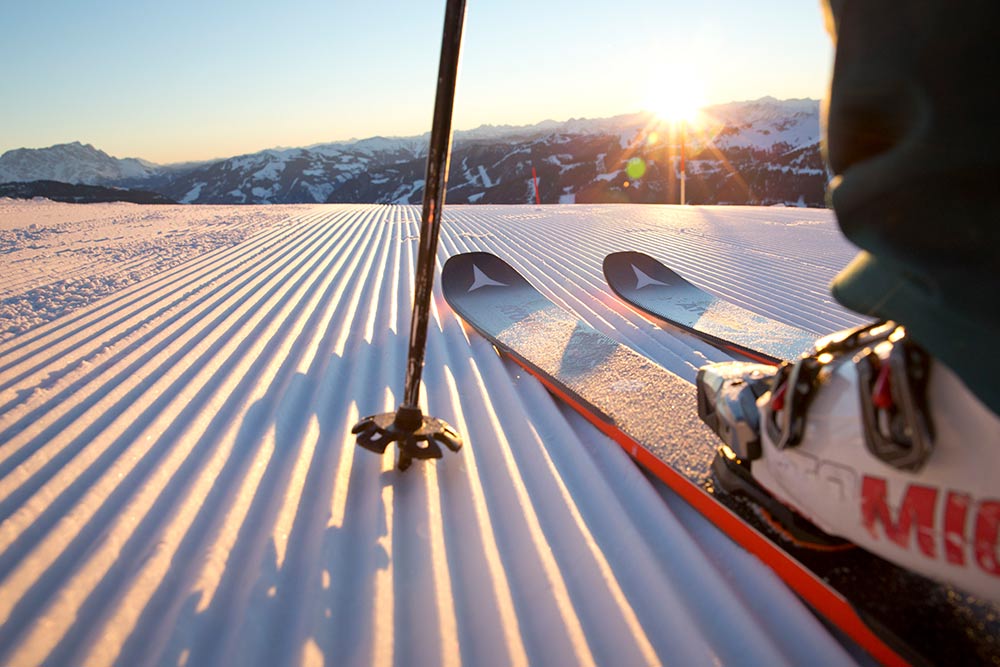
643,73 -> 706,125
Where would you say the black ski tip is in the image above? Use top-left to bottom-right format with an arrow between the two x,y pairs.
603,251 -> 695,296
603,251 -> 653,274
442,252 -> 534,309
603,251 -> 649,295
443,252 -> 528,285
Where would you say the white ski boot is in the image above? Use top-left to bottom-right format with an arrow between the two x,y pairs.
697,321 -> 1000,606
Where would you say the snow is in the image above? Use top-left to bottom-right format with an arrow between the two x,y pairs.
476,165 -> 494,188
300,182 -> 335,203
393,179 -> 424,204
705,97 -> 820,152
344,135 -> 426,157
252,159 -> 286,182
0,142 -> 158,185
0,198 -> 305,340
180,182 -> 206,204
0,201 -> 865,666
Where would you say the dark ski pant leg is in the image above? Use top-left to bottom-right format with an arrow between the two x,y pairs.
821,0 -> 1000,414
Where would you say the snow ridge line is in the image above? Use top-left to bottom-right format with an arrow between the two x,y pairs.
0,210 -> 338,442
0,207 -> 376,664
0,210 -> 303,383
0,207 -> 331,373
107,205 -> 396,667
0,205 -> 314,345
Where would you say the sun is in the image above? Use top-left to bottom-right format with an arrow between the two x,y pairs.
643,73 -> 706,125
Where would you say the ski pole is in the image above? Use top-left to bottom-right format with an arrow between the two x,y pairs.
352,0 -> 466,470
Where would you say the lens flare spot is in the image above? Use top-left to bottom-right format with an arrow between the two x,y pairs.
626,158 -> 647,180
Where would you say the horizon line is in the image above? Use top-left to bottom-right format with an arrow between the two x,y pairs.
1,95 -> 821,167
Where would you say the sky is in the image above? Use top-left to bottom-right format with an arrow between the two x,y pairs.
0,0 -> 833,164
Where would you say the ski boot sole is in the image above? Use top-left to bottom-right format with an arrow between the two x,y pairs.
711,446 -> 853,552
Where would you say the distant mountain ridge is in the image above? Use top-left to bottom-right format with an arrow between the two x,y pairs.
0,97 -> 827,206
0,142 -> 158,185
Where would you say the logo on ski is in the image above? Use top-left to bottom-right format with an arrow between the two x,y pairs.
468,264 -> 508,292
631,264 -> 670,290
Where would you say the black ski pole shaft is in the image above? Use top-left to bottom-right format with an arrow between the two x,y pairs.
403,0 -> 466,408
351,0 -> 466,470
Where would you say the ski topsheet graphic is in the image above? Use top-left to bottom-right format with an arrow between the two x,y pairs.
603,251 -> 817,363
442,251 -> 998,667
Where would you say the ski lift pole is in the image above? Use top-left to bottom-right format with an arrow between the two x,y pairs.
352,0 -> 466,470
679,119 -> 687,205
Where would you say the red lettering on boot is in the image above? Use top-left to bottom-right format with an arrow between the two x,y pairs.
861,476 -> 937,558
944,492 -> 970,566
975,501 -> 1000,576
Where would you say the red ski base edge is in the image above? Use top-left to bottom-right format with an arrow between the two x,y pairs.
506,352 -> 909,667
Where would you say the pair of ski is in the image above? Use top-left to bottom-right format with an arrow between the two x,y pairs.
441,251 -> 997,667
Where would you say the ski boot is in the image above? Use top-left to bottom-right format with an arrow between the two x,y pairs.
697,321 -> 1000,605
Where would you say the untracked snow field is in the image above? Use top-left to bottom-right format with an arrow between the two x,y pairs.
0,198 -> 306,341
0,201 -> 870,667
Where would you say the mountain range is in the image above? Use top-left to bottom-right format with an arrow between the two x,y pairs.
0,97 -> 828,207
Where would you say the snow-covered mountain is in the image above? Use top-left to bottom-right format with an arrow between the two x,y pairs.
705,96 -> 820,151
139,140 -> 428,205
0,141 -> 159,185
0,98 -> 826,206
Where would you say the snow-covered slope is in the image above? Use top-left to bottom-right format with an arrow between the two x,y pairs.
0,198 -> 306,340
0,203 -> 865,666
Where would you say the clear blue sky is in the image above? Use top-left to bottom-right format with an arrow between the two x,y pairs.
0,0 -> 832,164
